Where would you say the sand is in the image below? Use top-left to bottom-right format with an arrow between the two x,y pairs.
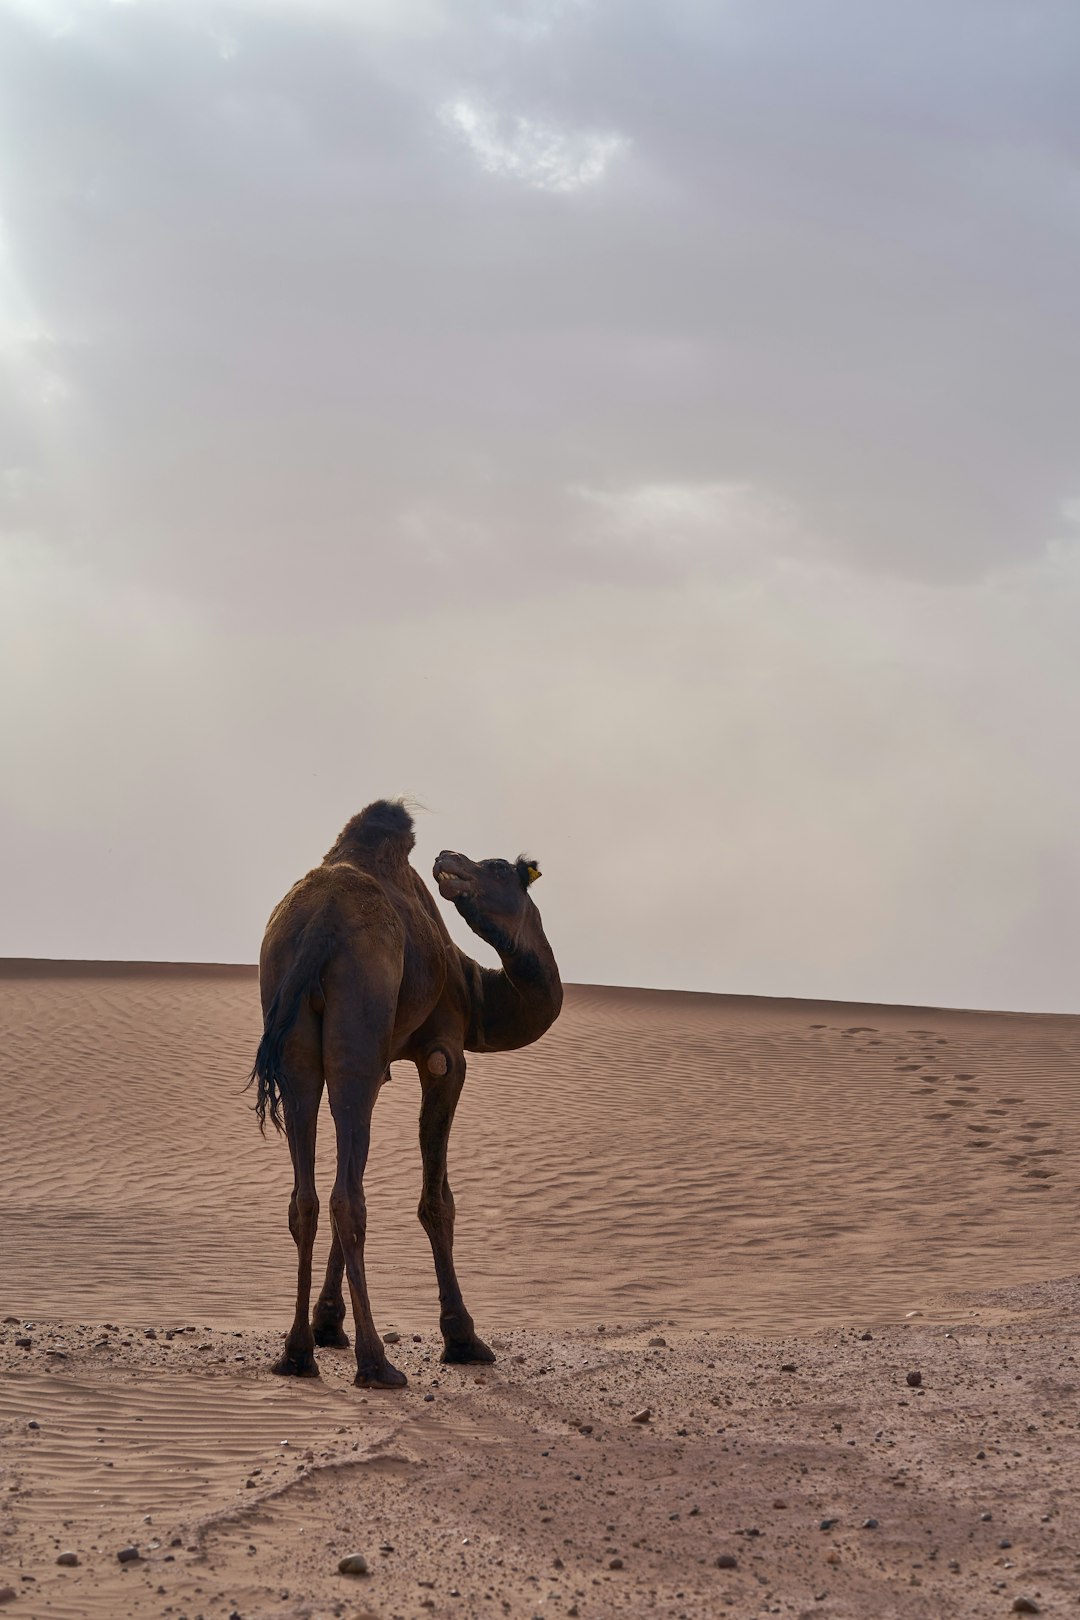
1,961 -> 1078,1618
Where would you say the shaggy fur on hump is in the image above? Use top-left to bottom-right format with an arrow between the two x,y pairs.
323,799 -> 415,863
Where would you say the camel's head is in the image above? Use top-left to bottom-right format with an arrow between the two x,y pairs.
433,850 -> 541,930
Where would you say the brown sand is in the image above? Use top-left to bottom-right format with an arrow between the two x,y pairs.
1,961 -> 1078,1617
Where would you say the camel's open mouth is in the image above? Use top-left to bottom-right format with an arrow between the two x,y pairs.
433,853 -> 476,902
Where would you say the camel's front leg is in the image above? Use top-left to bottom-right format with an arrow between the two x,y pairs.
312,1233 -> 348,1347
417,1049 -> 495,1366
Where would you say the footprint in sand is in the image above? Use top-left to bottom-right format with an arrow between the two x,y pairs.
953,1073 -> 976,1080
998,1097 -> 1025,1105
1024,1120 -> 1052,1130
956,1085 -> 980,1095
845,1026 -> 878,1034
946,1098 -> 975,1108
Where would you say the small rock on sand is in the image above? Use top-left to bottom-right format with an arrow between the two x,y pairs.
56,1551 -> 79,1566
647,1337 -> 667,1347
780,1362 -> 797,1373
906,1370 -> 923,1387
117,1546 -> 140,1563
608,1557 -> 624,1569
630,1408 -> 651,1423
0,1589 -> 16,1605
1012,1601 -> 1040,1615
382,1330 -> 401,1344
716,1553 -> 738,1569
338,1553 -> 370,1575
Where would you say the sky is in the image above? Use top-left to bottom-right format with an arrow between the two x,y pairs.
1,0 -> 1079,1011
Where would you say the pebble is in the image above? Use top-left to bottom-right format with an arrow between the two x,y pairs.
0,1588 -> 17,1605
716,1553 -> 738,1570
980,1511 -> 993,1521
144,1328 -> 157,1340
56,1551 -> 79,1566
1012,1601 -> 1040,1615
608,1557 -> 623,1570
819,1518 -> 838,1531
382,1331 -> 401,1344
117,1546 -> 140,1563
3,1316 -> 21,1324
859,1331 -> 874,1341
423,1393 -> 435,1402
338,1553 -> 370,1575
780,1362 -> 797,1373
27,1421 -> 39,1431
630,1408 -> 651,1424
998,1539 -> 1012,1549
905,1310 -> 924,1318
905,1370 -> 923,1387
861,1518 -> 879,1529
647,1337 -> 667,1348
14,1337 -> 31,1349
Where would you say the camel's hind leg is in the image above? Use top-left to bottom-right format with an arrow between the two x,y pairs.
417,1051 -> 495,1366
322,967 -> 406,1390
271,1010 -> 324,1378
312,1065 -> 390,1349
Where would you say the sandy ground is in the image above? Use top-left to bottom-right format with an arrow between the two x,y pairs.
1,962 -> 1078,1618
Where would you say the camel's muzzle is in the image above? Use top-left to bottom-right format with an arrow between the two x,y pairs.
433,851 -> 476,901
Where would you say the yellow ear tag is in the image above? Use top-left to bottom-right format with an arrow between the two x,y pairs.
526,864 -> 541,884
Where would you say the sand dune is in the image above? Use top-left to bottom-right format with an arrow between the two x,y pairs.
2,961 -> 1078,1618
2,963 -> 1077,1335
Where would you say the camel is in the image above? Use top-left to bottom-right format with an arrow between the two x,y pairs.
250,799 -> 563,1388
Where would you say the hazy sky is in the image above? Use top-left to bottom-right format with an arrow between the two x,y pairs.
2,0 -> 1079,1010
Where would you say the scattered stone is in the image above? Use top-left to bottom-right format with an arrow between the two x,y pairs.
144,1328 -> 157,1340
905,1310 -> 923,1318
14,1337 -> 31,1349
630,1408 -> 651,1424
382,1330 -> 401,1344
780,1362 -> 797,1373
3,1316 -> 21,1324
980,1511 -> 993,1521
578,1424 -> 593,1435
56,1552 -> 79,1567
116,1546 -> 140,1563
647,1337 -> 667,1348
338,1553 -> 370,1576
772,1499 -> 787,1509
998,1539 -> 1012,1549
861,1517 -> 879,1529
27,1421 -> 39,1430
608,1557 -> 623,1570
716,1553 -> 738,1569
0,1588 -> 17,1605
819,1518 -> 838,1531
859,1331 -> 873,1340
905,1370 -> 923,1388
1012,1601 -> 1040,1615
423,1393 -> 435,1402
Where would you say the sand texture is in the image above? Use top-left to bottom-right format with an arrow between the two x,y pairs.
1,962 -> 1078,1618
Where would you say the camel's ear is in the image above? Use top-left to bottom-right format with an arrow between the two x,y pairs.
517,858 -> 542,888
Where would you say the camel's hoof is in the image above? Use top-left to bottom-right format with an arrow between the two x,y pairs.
441,1336 -> 496,1365
271,1348 -> 319,1378
354,1360 -> 408,1390
312,1323 -> 350,1349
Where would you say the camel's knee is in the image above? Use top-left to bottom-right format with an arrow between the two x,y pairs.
330,1186 -> 367,1246
288,1187 -> 319,1244
418,1189 -> 454,1239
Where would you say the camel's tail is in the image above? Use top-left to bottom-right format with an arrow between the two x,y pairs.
248,920 -> 332,1136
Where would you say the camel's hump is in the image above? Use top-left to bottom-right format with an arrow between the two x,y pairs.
325,799 -> 415,863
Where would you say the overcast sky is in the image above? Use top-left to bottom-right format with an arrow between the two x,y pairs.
2,0 -> 1078,1010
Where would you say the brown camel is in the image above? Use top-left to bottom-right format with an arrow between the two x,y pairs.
250,799 -> 562,1388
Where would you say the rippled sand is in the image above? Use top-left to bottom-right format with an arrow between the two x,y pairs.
2,962 -> 1079,1619
2,962 -> 1077,1336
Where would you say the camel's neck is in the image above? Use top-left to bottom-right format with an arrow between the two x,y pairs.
456,902 -> 563,1053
